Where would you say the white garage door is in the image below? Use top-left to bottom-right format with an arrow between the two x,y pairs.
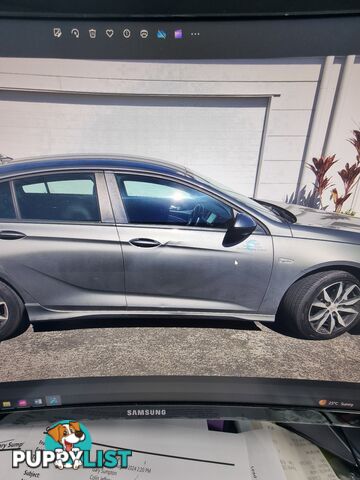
0,92 -> 267,196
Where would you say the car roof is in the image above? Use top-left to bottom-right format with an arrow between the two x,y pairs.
0,154 -> 189,179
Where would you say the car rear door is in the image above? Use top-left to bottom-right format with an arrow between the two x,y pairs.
106,172 -> 273,315
0,171 -> 126,312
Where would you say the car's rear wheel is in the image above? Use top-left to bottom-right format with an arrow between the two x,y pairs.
277,271 -> 360,340
0,281 -> 29,341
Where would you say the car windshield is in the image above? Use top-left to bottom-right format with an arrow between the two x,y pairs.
189,169 -> 285,222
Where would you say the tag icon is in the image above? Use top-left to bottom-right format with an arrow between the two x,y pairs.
106,29 -> 114,38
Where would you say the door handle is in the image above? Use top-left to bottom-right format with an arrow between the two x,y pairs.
129,238 -> 162,248
0,230 -> 26,240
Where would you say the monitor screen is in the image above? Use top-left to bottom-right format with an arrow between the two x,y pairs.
0,8 -> 359,478
0,15 -> 359,382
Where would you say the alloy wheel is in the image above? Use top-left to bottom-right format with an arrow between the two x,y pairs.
0,299 -> 9,327
308,281 -> 360,335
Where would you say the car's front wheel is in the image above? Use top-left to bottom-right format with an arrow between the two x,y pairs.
0,281 -> 29,342
278,271 -> 360,340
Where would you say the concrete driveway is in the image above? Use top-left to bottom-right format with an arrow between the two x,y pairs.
0,319 -> 359,382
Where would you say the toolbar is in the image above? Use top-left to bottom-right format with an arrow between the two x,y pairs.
0,18 -> 359,59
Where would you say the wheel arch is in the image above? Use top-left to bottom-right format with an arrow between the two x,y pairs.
275,264 -> 360,320
0,274 -> 29,308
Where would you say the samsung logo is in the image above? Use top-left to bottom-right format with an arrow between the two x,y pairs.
126,409 -> 167,417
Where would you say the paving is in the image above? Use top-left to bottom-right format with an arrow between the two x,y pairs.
0,319 -> 359,382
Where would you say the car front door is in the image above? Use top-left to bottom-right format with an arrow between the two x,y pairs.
107,172 -> 273,315
0,171 -> 126,312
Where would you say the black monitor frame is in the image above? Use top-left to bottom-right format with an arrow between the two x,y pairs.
0,377 -> 359,415
0,0 -> 360,19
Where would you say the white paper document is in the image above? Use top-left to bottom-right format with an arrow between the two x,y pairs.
0,417 -> 341,480
263,423 -> 339,480
238,421 -> 339,480
242,428 -> 287,480
0,419 -> 250,480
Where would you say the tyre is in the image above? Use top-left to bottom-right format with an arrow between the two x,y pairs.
0,281 -> 29,341
277,270 -> 360,340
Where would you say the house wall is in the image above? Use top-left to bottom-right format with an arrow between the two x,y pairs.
0,56 -> 359,213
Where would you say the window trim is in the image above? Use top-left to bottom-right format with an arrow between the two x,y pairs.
95,172 -> 115,224
1,171 -> 114,226
0,180 -> 18,221
105,172 -> 127,224
106,170 -> 267,235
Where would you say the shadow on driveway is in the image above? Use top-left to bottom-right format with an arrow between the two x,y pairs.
32,316 -> 262,333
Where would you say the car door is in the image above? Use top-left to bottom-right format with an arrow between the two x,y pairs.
0,171 -> 126,310
107,172 -> 274,314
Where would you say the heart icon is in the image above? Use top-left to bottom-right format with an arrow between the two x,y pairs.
106,29 -> 114,38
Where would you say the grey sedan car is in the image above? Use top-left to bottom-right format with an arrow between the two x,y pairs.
0,155 -> 359,341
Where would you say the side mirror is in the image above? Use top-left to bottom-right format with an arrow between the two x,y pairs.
222,213 -> 257,247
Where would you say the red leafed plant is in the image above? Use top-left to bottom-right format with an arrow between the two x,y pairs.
308,130 -> 360,214
330,130 -> 360,213
349,128 -> 360,162
330,188 -> 352,213
307,155 -> 337,209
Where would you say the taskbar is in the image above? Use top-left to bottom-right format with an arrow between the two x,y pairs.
0,376 -> 359,415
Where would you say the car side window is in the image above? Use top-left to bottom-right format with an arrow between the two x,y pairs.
0,182 -> 16,219
115,174 -> 234,228
14,173 -> 101,222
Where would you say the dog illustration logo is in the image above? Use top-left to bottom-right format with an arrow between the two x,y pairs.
12,420 -> 132,470
45,420 -> 92,469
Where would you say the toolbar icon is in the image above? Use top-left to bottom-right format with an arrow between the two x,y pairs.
46,395 -> 62,407
123,28 -> 131,39
157,30 -> 167,39
71,28 -> 80,39
17,399 -> 28,408
2,401 -> 11,408
106,29 -> 114,38
140,29 -> 149,39
89,28 -> 97,39
174,29 -> 183,39
53,27 -> 62,38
